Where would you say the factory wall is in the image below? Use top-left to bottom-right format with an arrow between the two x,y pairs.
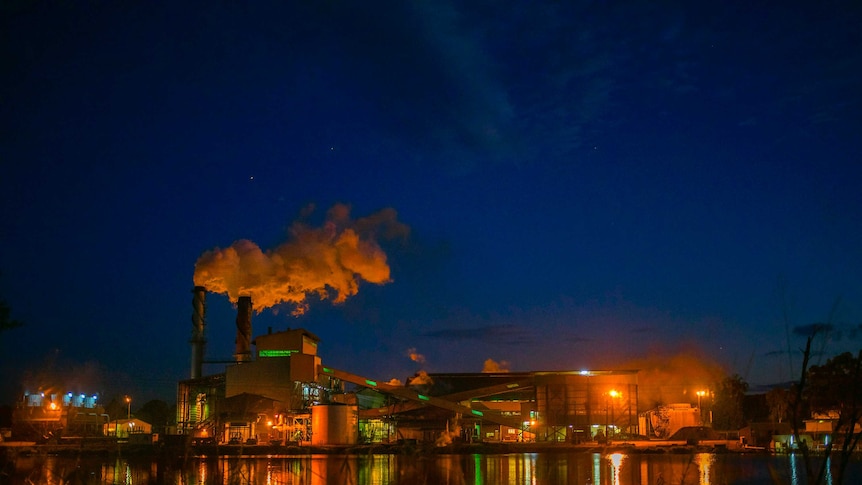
224,353 -> 321,406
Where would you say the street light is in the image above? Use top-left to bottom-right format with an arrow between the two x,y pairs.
125,395 -> 132,420
696,390 -> 707,425
607,389 -> 620,444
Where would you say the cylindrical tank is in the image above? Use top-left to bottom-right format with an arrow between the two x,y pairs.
311,404 -> 358,446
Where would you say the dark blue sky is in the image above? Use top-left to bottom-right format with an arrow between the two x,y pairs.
2,2 -> 861,405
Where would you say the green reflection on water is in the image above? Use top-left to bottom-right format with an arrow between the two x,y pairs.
2,450 -> 852,484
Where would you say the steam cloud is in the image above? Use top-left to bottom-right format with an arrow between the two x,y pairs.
194,204 -> 408,314
613,352 -> 726,410
407,347 -> 426,364
408,370 -> 434,386
482,358 -> 510,372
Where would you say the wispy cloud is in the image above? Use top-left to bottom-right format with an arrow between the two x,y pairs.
423,323 -> 530,345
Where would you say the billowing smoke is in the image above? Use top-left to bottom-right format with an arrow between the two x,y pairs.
193,204 -> 408,315
613,352 -> 727,410
407,370 -> 434,387
482,358 -> 509,372
22,359 -> 105,397
435,418 -> 462,447
406,347 -> 426,364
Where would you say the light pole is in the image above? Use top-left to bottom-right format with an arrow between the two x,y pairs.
696,390 -> 707,425
125,395 -> 131,420
608,390 -> 620,443
604,397 -> 609,443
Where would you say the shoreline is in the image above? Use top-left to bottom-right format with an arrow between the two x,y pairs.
1,439 -> 761,459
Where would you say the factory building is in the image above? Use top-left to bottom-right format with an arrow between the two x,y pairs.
177,288 -> 639,445
12,391 -> 107,441
177,288 -> 350,445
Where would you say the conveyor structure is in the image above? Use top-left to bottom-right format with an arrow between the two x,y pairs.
320,366 -> 530,430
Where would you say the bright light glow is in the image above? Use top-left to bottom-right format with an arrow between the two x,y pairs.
609,389 -> 620,398
580,370 -> 591,375
49,402 -> 57,410
607,452 -> 626,485
696,453 -> 714,485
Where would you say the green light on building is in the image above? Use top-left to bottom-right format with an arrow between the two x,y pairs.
365,379 -> 377,387
471,409 -> 484,416
259,349 -> 296,357
418,394 -> 430,401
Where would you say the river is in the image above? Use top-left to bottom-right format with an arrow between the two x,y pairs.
3,450 -> 861,484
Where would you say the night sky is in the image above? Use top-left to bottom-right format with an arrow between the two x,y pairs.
2,2 -> 861,406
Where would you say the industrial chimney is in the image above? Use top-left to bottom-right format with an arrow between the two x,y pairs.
190,286 -> 207,379
235,296 -> 252,363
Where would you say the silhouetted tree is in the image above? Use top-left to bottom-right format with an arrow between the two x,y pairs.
805,350 -> 862,485
104,396 -> 132,421
136,399 -> 174,433
766,386 -> 793,424
0,297 -> 22,334
712,374 -> 748,430
790,324 -> 862,485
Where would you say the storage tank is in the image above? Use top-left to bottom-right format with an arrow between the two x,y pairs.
311,404 -> 358,445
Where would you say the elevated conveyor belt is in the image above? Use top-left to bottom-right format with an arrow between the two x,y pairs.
320,365 -> 528,429
360,378 -> 534,420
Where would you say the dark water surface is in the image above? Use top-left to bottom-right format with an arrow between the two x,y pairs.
4,451 -> 861,484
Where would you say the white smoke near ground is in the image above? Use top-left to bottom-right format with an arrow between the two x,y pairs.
435,417 -> 462,447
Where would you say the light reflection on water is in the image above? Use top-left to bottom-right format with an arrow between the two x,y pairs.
4,450 -> 857,484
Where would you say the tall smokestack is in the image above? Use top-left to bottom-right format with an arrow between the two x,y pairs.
190,286 -> 207,379
235,296 -> 252,363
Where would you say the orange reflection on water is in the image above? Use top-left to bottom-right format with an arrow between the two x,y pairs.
696,453 -> 714,485
607,452 -> 625,485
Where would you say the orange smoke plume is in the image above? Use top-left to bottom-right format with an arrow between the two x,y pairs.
614,351 -> 727,410
193,204 -> 408,314
482,358 -> 510,372
407,347 -> 426,364
408,370 -> 433,386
